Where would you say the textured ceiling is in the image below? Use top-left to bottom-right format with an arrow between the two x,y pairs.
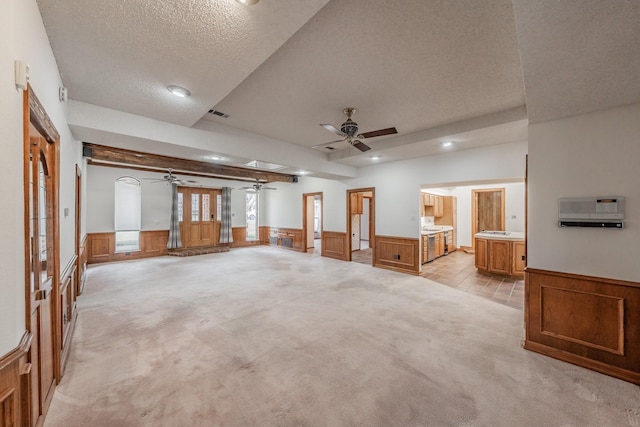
37,0 -> 639,174
37,0 -> 331,126
512,0 -> 640,124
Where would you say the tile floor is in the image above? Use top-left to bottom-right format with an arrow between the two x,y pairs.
420,250 -> 524,310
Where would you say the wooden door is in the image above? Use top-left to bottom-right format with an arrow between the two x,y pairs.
471,188 -> 505,249
178,187 -> 220,248
27,132 -> 57,426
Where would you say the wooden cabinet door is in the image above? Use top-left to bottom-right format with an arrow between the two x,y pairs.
434,196 -> 444,217
488,240 -> 511,275
422,235 -> 428,264
475,238 -> 488,269
512,241 -> 526,274
350,193 -> 363,214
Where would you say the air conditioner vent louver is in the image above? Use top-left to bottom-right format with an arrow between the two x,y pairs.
208,109 -> 229,118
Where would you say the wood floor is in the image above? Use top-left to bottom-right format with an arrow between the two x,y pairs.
420,250 -> 524,310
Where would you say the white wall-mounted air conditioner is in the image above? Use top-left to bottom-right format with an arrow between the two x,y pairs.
558,197 -> 624,229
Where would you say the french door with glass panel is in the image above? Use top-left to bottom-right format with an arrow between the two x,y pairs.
178,187 -> 221,247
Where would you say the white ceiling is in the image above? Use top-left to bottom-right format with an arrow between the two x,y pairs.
38,0 -> 640,177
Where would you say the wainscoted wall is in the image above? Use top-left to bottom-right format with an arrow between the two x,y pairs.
87,230 -> 169,264
77,235 -> 87,295
0,332 -> 31,427
261,227 -> 305,252
230,227 -> 261,248
59,258 -> 78,376
322,231 -> 348,261
525,268 -> 640,385
374,236 -> 420,275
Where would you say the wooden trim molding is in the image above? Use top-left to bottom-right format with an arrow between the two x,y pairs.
0,331 -> 32,427
322,231 -> 348,261
525,268 -> 640,385
374,236 -> 420,275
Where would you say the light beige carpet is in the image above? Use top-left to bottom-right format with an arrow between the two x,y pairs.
45,247 -> 640,427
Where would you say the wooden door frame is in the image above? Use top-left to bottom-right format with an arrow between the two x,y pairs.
75,165 -> 82,296
346,187 -> 375,263
302,192 -> 323,253
23,84 -> 61,425
471,188 -> 505,249
177,186 -> 220,248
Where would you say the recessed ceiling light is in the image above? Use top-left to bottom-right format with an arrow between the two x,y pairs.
167,85 -> 191,98
298,170 -> 309,175
236,0 -> 259,5
370,155 -> 381,160
442,141 -> 454,148
208,155 -> 224,161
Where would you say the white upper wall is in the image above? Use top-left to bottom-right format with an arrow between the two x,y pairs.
0,0 -> 81,354
86,165 -> 253,232
346,142 -> 528,238
528,103 -> 640,282
262,141 -> 528,238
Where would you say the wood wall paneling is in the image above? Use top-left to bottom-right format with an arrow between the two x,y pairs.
87,230 -> 169,264
374,236 -> 420,275
322,231 -> 348,261
525,268 -> 640,385
0,332 -> 32,427
230,227 -> 261,248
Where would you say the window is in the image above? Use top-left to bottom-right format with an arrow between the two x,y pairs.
114,177 -> 141,252
246,192 -> 257,241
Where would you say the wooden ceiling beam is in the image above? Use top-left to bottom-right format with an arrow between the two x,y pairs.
83,143 -> 298,183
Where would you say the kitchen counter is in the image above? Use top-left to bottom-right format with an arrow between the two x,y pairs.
421,225 -> 453,235
474,231 -> 524,241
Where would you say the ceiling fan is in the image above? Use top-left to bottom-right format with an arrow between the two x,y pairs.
314,107 -> 398,152
144,168 -> 197,185
240,179 -> 277,192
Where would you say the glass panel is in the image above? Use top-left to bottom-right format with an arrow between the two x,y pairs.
191,193 -> 200,222
29,150 -> 35,293
216,194 -> 222,221
38,160 -> 49,285
115,231 -> 140,252
202,194 -> 210,221
178,193 -> 183,222
246,192 -> 257,241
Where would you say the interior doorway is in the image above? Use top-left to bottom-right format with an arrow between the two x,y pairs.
24,88 -> 60,426
303,192 -> 322,254
471,188 -> 505,249
177,187 -> 221,248
347,188 -> 375,264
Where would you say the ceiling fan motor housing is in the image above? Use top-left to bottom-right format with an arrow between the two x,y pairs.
341,119 -> 358,137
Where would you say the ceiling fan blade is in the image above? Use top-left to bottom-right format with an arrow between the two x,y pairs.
320,124 -> 346,137
358,127 -> 398,139
312,138 -> 347,149
351,140 -> 371,152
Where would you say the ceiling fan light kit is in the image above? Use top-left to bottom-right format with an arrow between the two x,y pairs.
315,107 -> 398,152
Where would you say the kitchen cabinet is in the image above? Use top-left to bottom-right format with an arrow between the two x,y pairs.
350,193 -> 363,214
512,241 -> 526,275
475,238 -> 488,270
422,235 -> 428,264
488,240 -> 510,275
434,196 -> 444,217
474,236 -> 525,278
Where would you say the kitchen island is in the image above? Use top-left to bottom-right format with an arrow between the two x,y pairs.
474,231 -> 525,278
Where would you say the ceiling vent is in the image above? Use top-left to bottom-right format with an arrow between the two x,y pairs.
208,109 -> 230,119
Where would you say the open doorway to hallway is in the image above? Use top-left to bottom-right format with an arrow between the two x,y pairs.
303,192 -> 322,254
347,188 -> 374,265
